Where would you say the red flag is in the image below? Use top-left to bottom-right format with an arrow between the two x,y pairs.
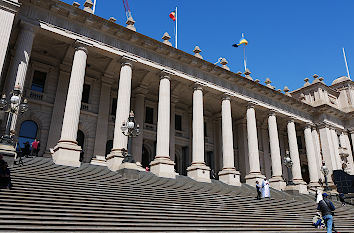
169,11 -> 176,21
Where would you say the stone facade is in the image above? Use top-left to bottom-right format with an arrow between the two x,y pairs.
0,0 -> 353,193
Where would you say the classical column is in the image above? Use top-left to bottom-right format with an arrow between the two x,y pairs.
312,128 -> 324,180
218,95 -> 241,186
150,71 -> 175,178
53,40 -> 90,167
107,56 -> 135,171
267,110 -> 285,190
131,86 -> 148,164
187,84 -> 210,183
45,68 -> 70,156
287,119 -> 307,193
304,124 -> 320,188
340,132 -> 354,174
330,128 -> 342,169
93,75 -> 113,157
0,0 -> 20,80
245,102 -> 264,185
5,21 -> 36,130
318,125 -> 336,185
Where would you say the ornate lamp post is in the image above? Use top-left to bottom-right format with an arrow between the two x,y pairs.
283,150 -> 294,185
121,110 -> 140,163
0,85 -> 29,166
321,163 -> 330,191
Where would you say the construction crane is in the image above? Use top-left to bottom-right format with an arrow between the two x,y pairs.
122,0 -> 133,19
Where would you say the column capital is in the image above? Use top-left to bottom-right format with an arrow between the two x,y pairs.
222,93 -> 231,101
121,55 -> 137,67
348,128 -> 354,134
304,123 -> 315,129
193,83 -> 204,91
247,101 -> 257,109
74,40 -> 92,54
160,69 -> 174,80
287,116 -> 296,124
268,109 -> 278,117
20,20 -> 38,33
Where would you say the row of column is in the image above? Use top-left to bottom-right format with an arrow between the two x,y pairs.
7,22 -> 353,190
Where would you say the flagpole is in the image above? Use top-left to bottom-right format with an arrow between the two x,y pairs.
342,48 -> 351,79
93,0 -> 97,14
243,45 -> 247,71
175,7 -> 178,49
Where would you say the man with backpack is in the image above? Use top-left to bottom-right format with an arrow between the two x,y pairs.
317,193 -> 336,233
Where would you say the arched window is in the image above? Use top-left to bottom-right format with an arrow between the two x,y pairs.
105,140 -> 113,157
18,120 -> 38,148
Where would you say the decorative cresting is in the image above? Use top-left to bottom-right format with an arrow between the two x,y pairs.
150,70 -> 176,178
245,101 -> 265,185
53,40 -> 92,167
218,94 -> 241,186
244,68 -> 253,80
193,46 -> 203,59
267,110 -> 286,190
162,32 -> 172,46
187,83 -> 211,183
107,56 -> 136,171
303,123 -> 320,189
286,117 -> 308,194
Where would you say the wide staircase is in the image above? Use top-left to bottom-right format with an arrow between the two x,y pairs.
1,158 -> 354,232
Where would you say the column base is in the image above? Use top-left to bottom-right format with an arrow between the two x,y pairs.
218,168 -> 241,186
52,141 -> 81,167
269,176 -> 286,191
245,172 -> 265,186
150,157 -> 176,179
106,149 -> 124,171
287,179 -> 309,194
118,162 -> 145,171
187,163 -> 211,183
90,155 -> 107,166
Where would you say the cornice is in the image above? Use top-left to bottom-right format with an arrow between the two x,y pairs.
0,0 -> 21,14
20,0 -> 350,120
291,81 -> 339,97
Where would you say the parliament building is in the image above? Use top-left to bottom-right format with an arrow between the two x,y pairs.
1,0 -> 354,195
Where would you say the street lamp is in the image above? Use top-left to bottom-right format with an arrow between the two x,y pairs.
283,150 -> 294,185
321,163 -> 330,191
0,85 -> 29,166
121,110 -> 140,163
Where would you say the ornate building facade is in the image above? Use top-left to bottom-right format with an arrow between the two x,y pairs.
1,0 -> 353,193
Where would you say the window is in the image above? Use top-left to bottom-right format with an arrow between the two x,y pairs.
337,134 -> 342,147
111,98 -> 117,116
204,122 -> 208,137
31,71 -> 47,93
81,84 -> 90,103
18,121 -> 38,148
105,140 -> 113,157
145,107 -> 153,124
175,114 -> 182,131
297,136 -> 303,149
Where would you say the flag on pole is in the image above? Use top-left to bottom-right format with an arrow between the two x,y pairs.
232,34 -> 248,47
169,11 -> 176,21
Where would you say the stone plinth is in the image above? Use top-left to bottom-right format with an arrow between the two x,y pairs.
52,141 -> 81,167
269,176 -> 286,191
187,163 -> 211,183
90,155 -> 107,166
245,172 -> 265,186
150,158 -> 176,178
219,168 -> 241,186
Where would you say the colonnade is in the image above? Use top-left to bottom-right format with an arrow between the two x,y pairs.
5,24 -> 354,193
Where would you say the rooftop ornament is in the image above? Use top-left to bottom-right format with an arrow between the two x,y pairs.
126,16 -> 136,31
72,2 -> 80,7
220,58 -> 230,71
303,78 -> 311,87
193,46 -> 203,59
109,17 -> 117,23
254,79 -> 260,83
265,78 -> 274,89
244,68 -> 253,80
162,32 -> 172,46
283,86 -> 291,96
312,74 -> 319,83
83,0 -> 93,13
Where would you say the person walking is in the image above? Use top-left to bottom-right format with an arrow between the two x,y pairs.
261,178 -> 270,198
0,154 -> 12,189
31,139 -> 40,157
256,180 -> 262,200
317,193 -> 336,233
338,193 -> 346,206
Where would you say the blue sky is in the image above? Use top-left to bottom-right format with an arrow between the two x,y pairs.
62,0 -> 354,91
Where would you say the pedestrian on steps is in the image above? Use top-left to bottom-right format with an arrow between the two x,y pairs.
261,178 -> 270,198
31,139 -> 40,157
0,154 -> 13,189
255,180 -> 261,200
317,193 -> 336,233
